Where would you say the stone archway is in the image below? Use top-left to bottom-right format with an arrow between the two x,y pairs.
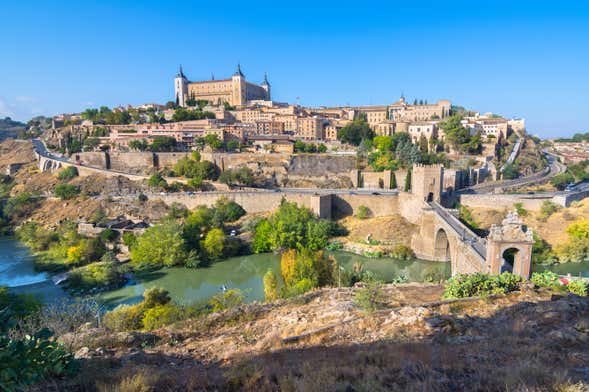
501,247 -> 520,273
434,228 -> 451,262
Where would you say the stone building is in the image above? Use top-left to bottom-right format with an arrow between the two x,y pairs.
411,163 -> 444,203
389,95 -> 451,122
174,64 -> 270,107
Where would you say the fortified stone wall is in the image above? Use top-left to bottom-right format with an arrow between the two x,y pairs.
459,194 -> 555,211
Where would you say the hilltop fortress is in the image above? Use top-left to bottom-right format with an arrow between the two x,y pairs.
174,64 -> 270,107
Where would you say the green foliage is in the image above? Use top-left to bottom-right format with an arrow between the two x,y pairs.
100,228 -> 118,243
539,201 -> 561,220
356,205 -> 370,219
122,231 -> 137,249
354,280 -> 385,313
532,232 -> 555,264
280,249 -> 336,296
567,280 -> 588,296
219,167 -> 254,187
502,163 -> 520,180
67,261 -> 123,291
404,169 -> 411,191
56,166 -> 79,181
439,115 -> 482,154
337,118 -> 375,145
458,205 -> 478,229
131,221 -> 191,269
513,202 -> 528,217
530,270 -> 560,289
252,200 -> 334,252
443,272 -> 523,299
550,172 -> 575,191
390,244 -> 415,260
173,157 -> 218,181
172,107 -> 215,122
16,222 -> 58,252
203,134 -> 224,150
263,270 -> 279,301
4,192 -> 38,221
0,329 -> 78,390
54,184 -> 80,199
128,139 -> 149,151
209,289 -> 244,312
148,172 -> 167,189
150,136 -> 177,152
142,304 -> 182,330
203,228 -> 225,260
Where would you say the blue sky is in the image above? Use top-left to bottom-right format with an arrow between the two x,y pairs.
1,0 -> 588,138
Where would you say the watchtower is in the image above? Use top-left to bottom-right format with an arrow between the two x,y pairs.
485,211 -> 534,278
411,164 -> 444,203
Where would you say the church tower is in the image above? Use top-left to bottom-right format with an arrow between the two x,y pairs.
261,72 -> 271,100
174,65 -> 188,107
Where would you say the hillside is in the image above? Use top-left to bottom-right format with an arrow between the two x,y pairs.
0,117 -> 26,140
36,283 -> 589,391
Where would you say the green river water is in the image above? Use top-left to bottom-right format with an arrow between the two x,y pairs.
2,237 -> 587,307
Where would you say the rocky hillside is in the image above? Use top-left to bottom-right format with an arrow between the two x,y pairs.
39,284 -> 589,391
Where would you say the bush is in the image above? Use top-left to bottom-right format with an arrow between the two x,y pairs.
356,205 -> 370,219
390,244 -> 414,260
131,222 -> 191,269
0,329 -> 78,391
142,304 -> 181,330
263,270 -> 279,301
54,184 -> 80,199
539,201 -> 561,220
203,228 -> 224,260
67,261 -> 123,291
209,289 -> 244,312
56,166 -> 79,181
103,304 -> 144,331
443,272 -> 523,299
567,280 -> 588,297
531,270 -> 560,288
354,280 -> 385,313
122,231 -> 137,249
513,202 -> 528,217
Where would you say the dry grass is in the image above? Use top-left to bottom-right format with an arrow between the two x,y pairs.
35,284 -> 589,391
337,214 -> 417,246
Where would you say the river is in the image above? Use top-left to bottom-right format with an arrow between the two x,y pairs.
2,237 -> 587,307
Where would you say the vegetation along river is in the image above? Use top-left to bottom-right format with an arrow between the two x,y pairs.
2,236 -> 587,307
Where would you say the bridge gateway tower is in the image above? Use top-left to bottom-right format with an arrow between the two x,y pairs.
411,163 -> 444,203
485,211 -> 534,278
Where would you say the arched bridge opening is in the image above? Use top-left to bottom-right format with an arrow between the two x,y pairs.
434,228 -> 451,262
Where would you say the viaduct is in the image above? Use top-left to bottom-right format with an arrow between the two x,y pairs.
35,145 -> 534,278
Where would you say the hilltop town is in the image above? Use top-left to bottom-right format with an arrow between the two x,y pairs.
2,64 -> 589,391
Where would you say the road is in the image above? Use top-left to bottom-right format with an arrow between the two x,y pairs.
429,201 -> 486,260
462,151 -> 566,194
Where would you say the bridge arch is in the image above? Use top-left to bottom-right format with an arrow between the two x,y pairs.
499,245 -> 525,275
434,228 -> 451,262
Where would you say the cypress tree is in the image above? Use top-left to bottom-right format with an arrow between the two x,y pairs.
390,171 -> 397,189
404,169 -> 412,192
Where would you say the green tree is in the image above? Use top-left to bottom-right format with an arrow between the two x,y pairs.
550,172 -> 575,190
404,169 -> 412,191
373,135 -> 393,151
150,136 -> 177,152
203,228 -> 224,260
337,118 -> 375,145
131,222 -> 190,269
502,163 -> 520,180
148,172 -> 167,189
263,270 -> 279,301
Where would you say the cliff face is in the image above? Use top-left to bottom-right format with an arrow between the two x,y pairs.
45,284 -> 589,391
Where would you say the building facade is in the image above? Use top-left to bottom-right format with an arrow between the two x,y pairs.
174,65 -> 270,107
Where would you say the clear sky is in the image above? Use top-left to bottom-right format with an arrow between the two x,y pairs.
1,0 -> 588,138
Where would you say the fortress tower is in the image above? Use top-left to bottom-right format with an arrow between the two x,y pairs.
411,164 -> 444,203
174,65 -> 188,107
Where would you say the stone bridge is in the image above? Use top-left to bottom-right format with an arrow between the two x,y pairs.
410,164 -> 534,278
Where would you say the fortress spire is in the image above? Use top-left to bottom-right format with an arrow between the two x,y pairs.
177,65 -> 186,79
234,63 -> 244,77
262,72 -> 269,86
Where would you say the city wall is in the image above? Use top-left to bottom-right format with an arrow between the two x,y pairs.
459,193 -> 555,211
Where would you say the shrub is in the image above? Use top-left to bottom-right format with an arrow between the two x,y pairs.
567,280 -> 588,297
354,280 -> 385,313
263,270 -> 279,301
443,272 -> 523,299
100,228 -> 119,243
54,184 -> 80,199
142,304 -> 181,330
356,205 -> 370,219
539,201 -> 561,220
531,270 -> 560,288
390,244 -> 414,260
131,222 -> 190,269
122,231 -> 137,249
67,261 -> 122,291
143,287 -> 171,308
203,228 -> 225,260
56,166 -> 79,181
138,193 -> 148,202
103,304 -> 144,331
209,289 -> 244,312
0,329 -> 78,391
513,202 -> 528,217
